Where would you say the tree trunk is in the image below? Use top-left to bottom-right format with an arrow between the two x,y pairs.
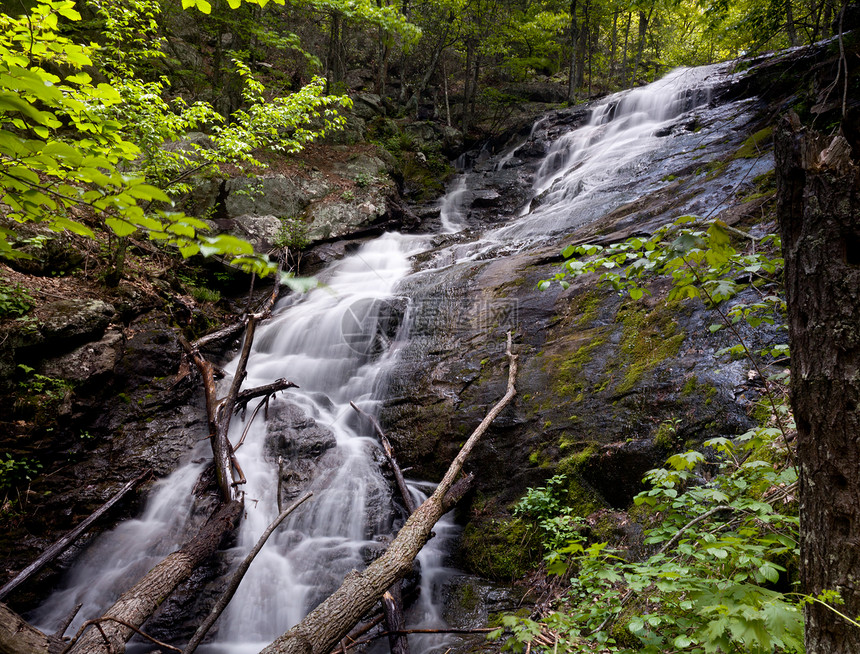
259,336 -> 518,654
620,11 -> 631,87
326,12 -> 346,90
67,501 -> 242,654
576,0 -> 588,89
567,0 -> 579,102
786,0 -> 799,46
775,114 -> 860,654
461,40 -> 475,133
0,603 -> 62,654
609,8 -> 618,83
629,7 -> 651,88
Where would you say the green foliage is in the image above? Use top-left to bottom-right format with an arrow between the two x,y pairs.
0,453 -> 42,495
354,172 -> 375,188
0,0 -> 354,277
515,474 -> 586,550
0,280 -> 33,317
541,217 -> 786,361
274,217 -> 311,250
495,425 -> 803,653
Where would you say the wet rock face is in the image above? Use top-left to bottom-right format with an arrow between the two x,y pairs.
266,400 -> 338,503
380,67 -> 788,584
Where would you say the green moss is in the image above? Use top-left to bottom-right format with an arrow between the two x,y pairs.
461,517 -> 540,580
549,333 -> 606,400
681,375 -> 699,396
733,126 -> 774,159
556,443 -> 598,474
681,375 -> 718,405
654,418 -> 682,449
751,399 -> 772,426
696,160 -> 728,179
614,302 -> 685,393
555,445 -> 603,516
569,289 -> 603,327
456,582 -> 480,612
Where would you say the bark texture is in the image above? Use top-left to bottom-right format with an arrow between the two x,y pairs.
67,500 -> 242,654
776,114 -> 860,654
0,602 -> 60,654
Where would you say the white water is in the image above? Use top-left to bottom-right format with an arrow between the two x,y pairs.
490,65 -> 726,245
29,64 -> 742,652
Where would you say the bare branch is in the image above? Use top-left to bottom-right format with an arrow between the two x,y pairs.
0,470 -> 152,602
184,493 -> 313,654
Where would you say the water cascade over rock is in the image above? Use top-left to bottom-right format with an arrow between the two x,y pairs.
27,58 -> 785,652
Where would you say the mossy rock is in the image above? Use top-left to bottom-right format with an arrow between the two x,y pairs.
613,300 -> 685,394
460,516 -> 540,580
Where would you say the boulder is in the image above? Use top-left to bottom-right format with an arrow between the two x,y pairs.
38,299 -> 115,346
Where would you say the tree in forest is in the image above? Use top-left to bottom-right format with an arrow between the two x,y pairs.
776,112 -> 860,653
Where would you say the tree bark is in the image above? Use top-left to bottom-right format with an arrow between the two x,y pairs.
67,501 -> 243,654
567,0 -> 579,102
259,336 -> 518,654
776,114 -> 860,653
0,602 -> 61,654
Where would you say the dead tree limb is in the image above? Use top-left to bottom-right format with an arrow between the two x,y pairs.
350,401 -> 415,654
236,379 -> 298,411
51,604 -> 82,640
192,319 -> 247,350
183,492 -> 314,654
260,333 -> 518,654
0,602 -> 63,654
381,586 -> 408,654
180,265 -> 285,503
67,500 -> 242,654
63,617 -> 181,654
350,402 -> 416,514
0,470 -> 151,602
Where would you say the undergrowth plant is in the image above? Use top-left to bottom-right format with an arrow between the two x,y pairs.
490,216 -> 826,652
504,425 -> 801,653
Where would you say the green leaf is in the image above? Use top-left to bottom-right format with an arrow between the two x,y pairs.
104,217 -> 137,237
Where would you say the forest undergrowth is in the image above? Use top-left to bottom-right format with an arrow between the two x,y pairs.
492,216 -> 859,652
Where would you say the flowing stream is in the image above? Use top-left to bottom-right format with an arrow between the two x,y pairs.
29,63 -> 752,652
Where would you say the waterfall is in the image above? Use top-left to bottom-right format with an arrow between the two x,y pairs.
491,64 -> 728,245
28,62 -> 744,652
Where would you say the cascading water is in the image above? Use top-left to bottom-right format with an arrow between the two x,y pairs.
490,64 -> 735,245
29,63 -> 751,652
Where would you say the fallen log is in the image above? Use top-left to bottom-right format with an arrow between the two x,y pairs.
259,333 -> 518,654
67,500 -> 242,654
0,470 -> 151,602
0,602 -> 63,654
